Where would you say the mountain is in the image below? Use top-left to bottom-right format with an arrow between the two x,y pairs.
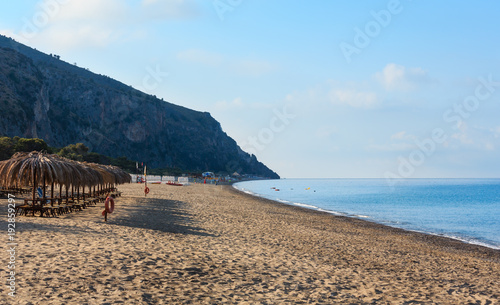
0,35 -> 279,178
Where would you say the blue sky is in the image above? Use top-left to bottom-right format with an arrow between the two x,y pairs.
1,0 -> 499,178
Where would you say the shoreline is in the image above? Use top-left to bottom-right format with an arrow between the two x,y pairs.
229,185 -> 500,261
232,180 -> 500,253
1,183 -> 499,303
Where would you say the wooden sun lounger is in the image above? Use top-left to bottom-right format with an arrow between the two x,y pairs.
16,191 -> 121,217
15,204 -> 31,216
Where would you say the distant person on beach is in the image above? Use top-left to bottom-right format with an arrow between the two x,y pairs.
102,193 -> 116,222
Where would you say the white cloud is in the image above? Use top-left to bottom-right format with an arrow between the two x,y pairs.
391,131 -> 406,140
50,0 -> 129,23
214,97 -> 244,110
494,126 -> 500,138
37,24 -> 118,50
484,142 -> 495,151
375,63 -> 432,91
367,131 -> 418,152
283,79 -> 379,110
9,0 -> 201,50
177,49 -> 276,77
391,131 -> 416,141
328,89 -> 377,109
451,122 -> 474,145
0,29 -> 14,37
451,132 -> 474,145
14,0 -> 131,50
446,123 -> 500,151
283,87 -> 321,107
0,29 -> 26,44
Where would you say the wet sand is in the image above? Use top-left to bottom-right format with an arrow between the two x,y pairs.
1,183 -> 499,304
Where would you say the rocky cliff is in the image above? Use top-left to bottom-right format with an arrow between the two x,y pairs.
0,35 -> 279,178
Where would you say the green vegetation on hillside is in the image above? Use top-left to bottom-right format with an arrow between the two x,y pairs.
0,136 -> 195,176
0,136 -> 48,160
0,136 -> 136,172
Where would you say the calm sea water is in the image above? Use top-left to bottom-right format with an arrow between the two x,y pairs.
234,179 -> 500,249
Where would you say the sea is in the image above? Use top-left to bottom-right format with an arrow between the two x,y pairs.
233,178 -> 500,250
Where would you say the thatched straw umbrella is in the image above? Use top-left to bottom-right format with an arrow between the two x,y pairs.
104,165 -> 132,185
0,151 -> 131,212
84,163 -> 115,196
89,163 -> 132,185
0,152 -> 104,203
85,163 -> 116,184
0,152 -> 71,201
62,159 -> 102,201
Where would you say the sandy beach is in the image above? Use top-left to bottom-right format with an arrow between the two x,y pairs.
1,183 -> 499,304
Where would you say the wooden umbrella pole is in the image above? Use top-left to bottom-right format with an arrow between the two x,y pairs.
51,181 -> 54,206
31,167 -> 36,203
40,174 -> 45,216
42,174 -> 46,205
32,166 -> 37,216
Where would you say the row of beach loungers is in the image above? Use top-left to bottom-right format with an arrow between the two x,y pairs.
13,189 -> 122,217
0,187 -> 31,197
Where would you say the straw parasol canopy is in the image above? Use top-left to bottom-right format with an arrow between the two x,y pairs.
63,159 -> 103,187
105,164 -> 132,184
84,163 -> 131,185
0,151 -> 72,188
0,151 -> 131,214
0,151 -> 130,189
85,163 -> 117,185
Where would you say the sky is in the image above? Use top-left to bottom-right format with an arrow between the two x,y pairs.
1,0 -> 499,179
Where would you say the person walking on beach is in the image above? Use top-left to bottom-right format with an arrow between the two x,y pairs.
102,193 -> 116,222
